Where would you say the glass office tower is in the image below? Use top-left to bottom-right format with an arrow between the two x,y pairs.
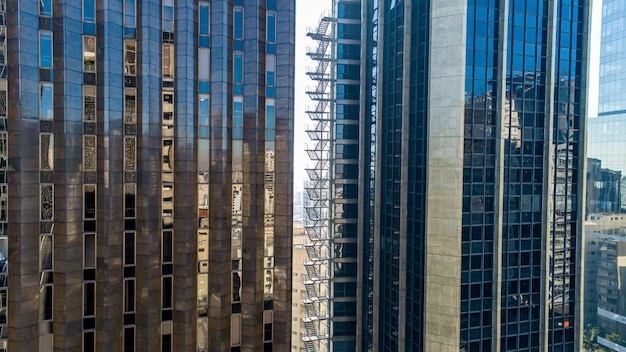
354,0 -> 591,351
584,0 -> 626,350
3,0 -> 294,351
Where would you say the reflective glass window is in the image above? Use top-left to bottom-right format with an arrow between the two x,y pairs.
267,13 -> 276,43
162,0 -> 174,31
39,31 -> 53,68
124,0 -> 136,27
83,0 -> 95,22
234,8 -> 244,39
40,0 -> 52,16
39,83 -> 54,119
199,3 -> 210,35
234,52 -> 243,83
266,105 -> 275,129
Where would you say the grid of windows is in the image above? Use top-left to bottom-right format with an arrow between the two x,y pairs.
377,3 -> 404,350
405,0 -> 429,350
547,1 -> 584,350
500,1 -> 548,350
461,2 -> 499,350
361,1 -> 378,349
331,1 -> 360,346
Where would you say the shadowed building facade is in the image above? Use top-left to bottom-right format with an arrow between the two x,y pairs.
2,0 -> 294,351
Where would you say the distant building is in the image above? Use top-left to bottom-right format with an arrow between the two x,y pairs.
585,0 -> 626,349
584,231 -> 626,350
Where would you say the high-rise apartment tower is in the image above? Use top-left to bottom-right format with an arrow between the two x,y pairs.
2,0 -> 295,351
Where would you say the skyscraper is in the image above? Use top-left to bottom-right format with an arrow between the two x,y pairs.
584,0 -> 626,349
306,0 -> 591,351
2,0 -> 294,351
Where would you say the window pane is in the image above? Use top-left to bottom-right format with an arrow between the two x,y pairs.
124,89 -> 136,123
266,105 -> 275,129
199,3 -> 210,35
40,84 -> 54,119
124,41 -> 136,76
40,0 -> 52,16
162,0 -> 174,31
234,101 -> 243,128
162,45 -> 174,79
40,285 -> 53,320
84,234 -> 95,268
39,32 -> 53,68
267,13 -> 276,43
162,277 -> 172,308
124,0 -> 136,27
234,52 -> 243,83
124,279 -> 135,312
40,235 -> 53,271
40,186 -> 54,221
199,48 -> 210,81
83,0 -> 95,22
40,134 -> 54,170
84,135 -> 96,171
84,185 -> 96,219
124,232 -> 135,266
163,230 -> 173,263
199,95 -> 209,126
234,8 -> 243,39
83,87 -> 96,121
84,282 -> 95,316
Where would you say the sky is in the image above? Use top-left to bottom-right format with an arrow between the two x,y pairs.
294,0 -> 332,194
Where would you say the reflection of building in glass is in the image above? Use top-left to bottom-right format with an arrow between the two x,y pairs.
584,232 -> 626,350
302,0 -> 588,351
344,1 -> 589,351
3,1 -> 294,351
585,0 -> 626,349
587,158 -> 622,215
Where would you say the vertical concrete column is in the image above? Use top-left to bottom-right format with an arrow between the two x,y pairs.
241,1 -> 263,350
96,1 -> 125,349
6,0 -> 42,349
273,0 -> 296,349
207,1 -> 232,350
52,0 -> 85,349
173,0 -> 198,350
135,0 -> 163,350
423,0 -> 466,350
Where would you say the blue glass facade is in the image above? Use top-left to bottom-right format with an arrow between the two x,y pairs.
500,1 -> 548,351
356,0 -> 589,351
584,0 -> 626,349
